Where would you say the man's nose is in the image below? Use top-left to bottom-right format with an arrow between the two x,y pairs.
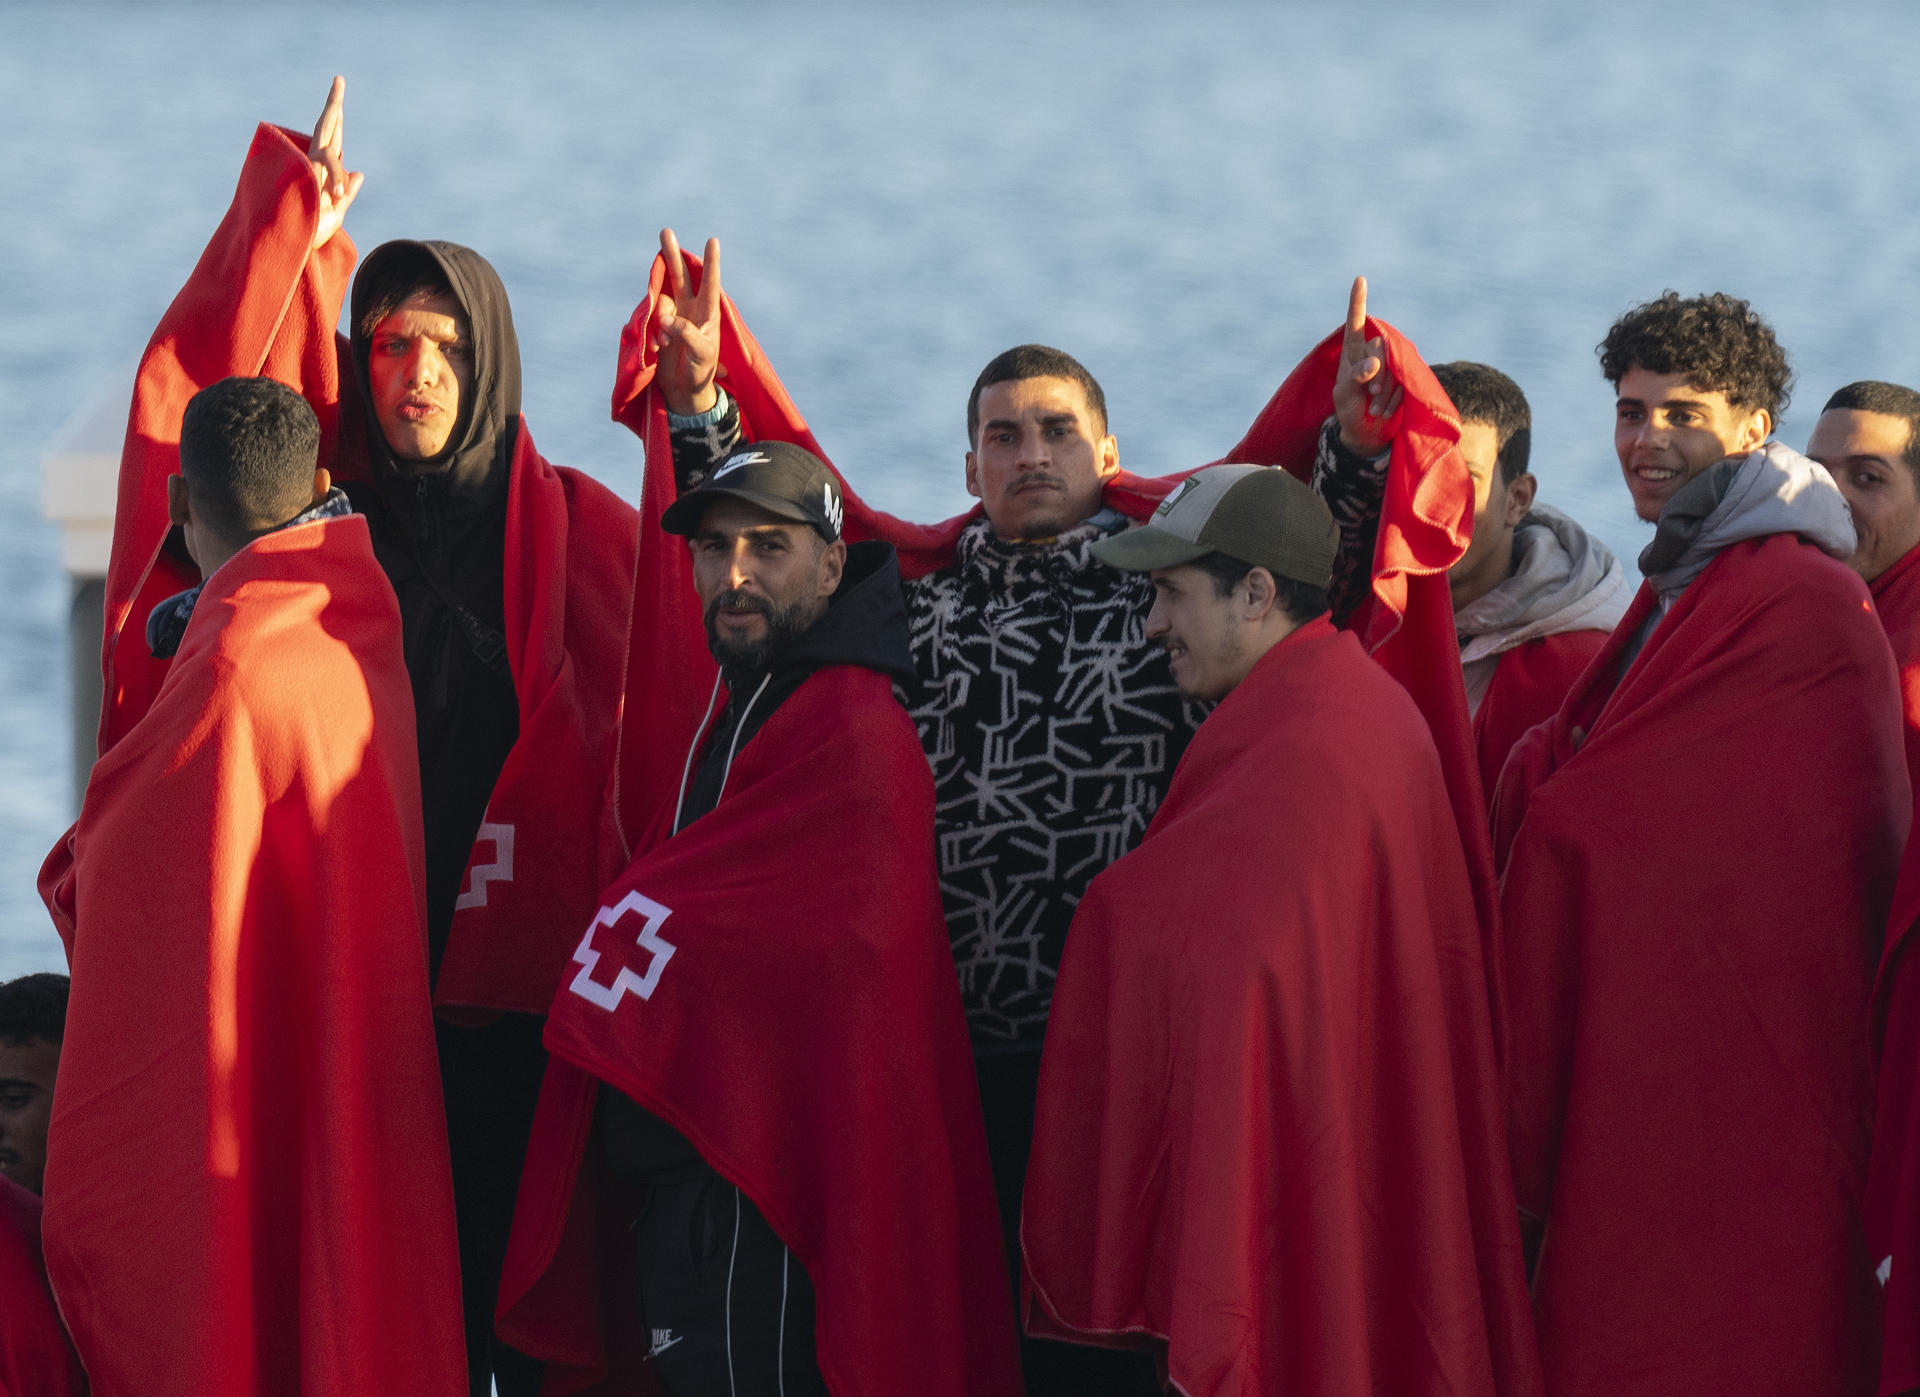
1015,426 -> 1050,468
1144,595 -> 1169,640
726,544 -> 755,590
404,342 -> 441,387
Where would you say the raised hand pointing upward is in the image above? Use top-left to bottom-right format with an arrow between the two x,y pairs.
653,228 -> 724,417
1330,276 -> 1403,458
306,76 -> 363,253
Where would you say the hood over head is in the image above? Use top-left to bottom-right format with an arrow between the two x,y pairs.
1457,504 -> 1632,664
349,240 -> 522,510
1639,441 -> 1855,600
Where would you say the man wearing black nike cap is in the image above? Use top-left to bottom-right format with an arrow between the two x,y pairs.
588,440 -> 913,1395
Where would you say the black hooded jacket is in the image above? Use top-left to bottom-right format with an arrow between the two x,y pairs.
599,539 -> 917,1181
342,240 -> 525,977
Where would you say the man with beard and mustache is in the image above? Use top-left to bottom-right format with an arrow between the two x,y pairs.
494,441 -> 1017,1396
87,78 -> 636,1395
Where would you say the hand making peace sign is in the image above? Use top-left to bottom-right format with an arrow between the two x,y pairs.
653,228 -> 725,418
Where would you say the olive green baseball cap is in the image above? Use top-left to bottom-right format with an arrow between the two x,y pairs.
1089,464 -> 1338,586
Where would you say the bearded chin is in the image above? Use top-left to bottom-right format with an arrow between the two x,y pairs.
705,596 -> 816,672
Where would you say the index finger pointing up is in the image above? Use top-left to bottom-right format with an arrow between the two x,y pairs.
1344,276 -> 1369,348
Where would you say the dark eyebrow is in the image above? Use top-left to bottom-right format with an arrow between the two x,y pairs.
981,417 -> 1020,433
0,1078 -> 40,1093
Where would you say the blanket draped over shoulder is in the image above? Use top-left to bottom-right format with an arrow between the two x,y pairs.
38,519 -> 466,1397
1494,534 -> 1905,1396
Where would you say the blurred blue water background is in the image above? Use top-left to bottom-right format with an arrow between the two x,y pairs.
4,2 -> 1919,977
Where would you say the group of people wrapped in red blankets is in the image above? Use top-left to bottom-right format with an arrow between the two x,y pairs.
8,75 -> 1920,1397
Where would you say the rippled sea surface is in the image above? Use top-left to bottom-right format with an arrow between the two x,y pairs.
4,2 -> 1919,976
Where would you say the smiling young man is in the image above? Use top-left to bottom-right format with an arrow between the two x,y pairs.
1429,362 -> 1628,801
496,442 -> 1018,1397
1021,464 -> 1539,1395
1493,294 -> 1906,1395
98,79 -> 639,1395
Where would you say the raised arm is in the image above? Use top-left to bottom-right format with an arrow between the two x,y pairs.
1315,277 -> 1402,624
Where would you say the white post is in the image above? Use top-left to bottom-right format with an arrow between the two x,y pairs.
40,380 -> 129,811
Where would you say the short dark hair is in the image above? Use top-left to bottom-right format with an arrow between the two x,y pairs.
1430,361 -> 1532,486
0,973 -> 68,1047
1821,380 -> 1920,486
966,344 -> 1108,447
1597,291 -> 1793,423
179,377 -> 322,536
355,244 -> 454,343
1190,550 -> 1331,625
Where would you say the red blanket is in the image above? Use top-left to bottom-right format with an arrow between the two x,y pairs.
1867,541 -> 1920,1394
1472,630 -> 1610,805
37,518 -> 465,1397
97,121 -> 636,1015
497,664 -> 1020,1396
1494,534 -> 1905,1396
0,1177 -> 84,1397
1020,617 -> 1538,1396
607,253 -> 1493,956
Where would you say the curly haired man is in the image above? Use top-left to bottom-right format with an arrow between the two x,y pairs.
1493,293 -> 1905,1396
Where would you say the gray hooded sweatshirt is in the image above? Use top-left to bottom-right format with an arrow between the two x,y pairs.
1455,504 -> 1632,716
1621,441 -> 1857,669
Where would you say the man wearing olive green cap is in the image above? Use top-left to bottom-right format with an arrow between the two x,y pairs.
1021,464 -> 1538,1394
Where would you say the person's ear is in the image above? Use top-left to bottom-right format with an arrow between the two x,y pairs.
167,474 -> 192,527
1096,433 -> 1120,481
1738,408 -> 1772,453
964,451 -> 981,499
817,538 -> 847,597
1242,566 -> 1278,621
311,466 -> 332,506
1506,472 -> 1537,526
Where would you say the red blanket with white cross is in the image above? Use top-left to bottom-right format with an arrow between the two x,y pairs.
496,663 -> 1021,1396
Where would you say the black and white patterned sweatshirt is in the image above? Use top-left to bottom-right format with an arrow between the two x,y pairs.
668,396 -> 1383,1055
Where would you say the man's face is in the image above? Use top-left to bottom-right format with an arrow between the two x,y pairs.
1145,563 -> 1247,702
367,290 -> 474,464
1447,420 -> 1535,610
1807,408 -> 1920,583
0,1037 -> 60,1196
690,498 -> 845,670
966,376 -> 1119,541
1613,367 -> 1770,522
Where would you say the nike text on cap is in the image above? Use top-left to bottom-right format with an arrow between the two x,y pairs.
1088,463 -> 1338,588
660,439 -> 846,542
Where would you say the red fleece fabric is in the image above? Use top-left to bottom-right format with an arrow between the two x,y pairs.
0,1177 -> 84,1397
1494,535 -> 1905,1396
1020,618 -> 1540,1396
1867,541 -> 1920,1395
498,665 -> 1020,1395
95,122 -> 636,1015
608,254 -> 1493,971
37,519 -> 465,1397
1472,630 -> 1610,805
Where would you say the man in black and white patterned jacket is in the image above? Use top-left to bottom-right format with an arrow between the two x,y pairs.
650,235 -> 1394,1395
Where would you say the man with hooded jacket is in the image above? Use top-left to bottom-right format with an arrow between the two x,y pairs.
494,442 -> 1018,1396
93,78 -> 636,1395
1492,292 -> 1908,1395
